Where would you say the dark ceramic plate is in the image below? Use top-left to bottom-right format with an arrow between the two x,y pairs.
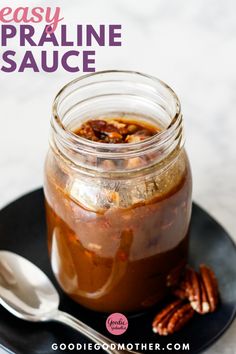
0,189 -> 235,354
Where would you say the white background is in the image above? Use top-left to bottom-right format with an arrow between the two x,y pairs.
0,1 -> 236,353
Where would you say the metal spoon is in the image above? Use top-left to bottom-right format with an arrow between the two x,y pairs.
0,251 -> 139,354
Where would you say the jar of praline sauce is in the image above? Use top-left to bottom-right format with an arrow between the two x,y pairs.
44,71 -> 192,313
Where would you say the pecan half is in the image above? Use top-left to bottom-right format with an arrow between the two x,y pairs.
172,280 -> 189,300
200,264 -> 219,312
171,267 -> 191,299
166,259 -> 186,287
187,267 -> 203,313
199,276 -> 211,314
152,300 -> 194,336
173,265 -> 218,314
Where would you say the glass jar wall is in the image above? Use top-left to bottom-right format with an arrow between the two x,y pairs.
44,71 -> 192,312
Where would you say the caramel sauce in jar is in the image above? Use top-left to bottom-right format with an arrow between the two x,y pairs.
44,72 -> 192,312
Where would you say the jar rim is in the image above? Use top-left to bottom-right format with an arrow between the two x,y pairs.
51,70 -> 183,169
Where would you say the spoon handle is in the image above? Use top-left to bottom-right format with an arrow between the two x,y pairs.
54,310 -> 120,354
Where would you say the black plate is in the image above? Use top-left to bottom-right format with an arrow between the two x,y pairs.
0,189 -> 235,354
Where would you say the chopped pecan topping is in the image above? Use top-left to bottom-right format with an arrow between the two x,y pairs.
152,300 -> 194,336
74,118 -> 159,143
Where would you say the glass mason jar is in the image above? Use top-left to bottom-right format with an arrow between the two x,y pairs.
44,70 -> 192,313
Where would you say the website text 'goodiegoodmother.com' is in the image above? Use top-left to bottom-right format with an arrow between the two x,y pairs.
51,342 -> 190,352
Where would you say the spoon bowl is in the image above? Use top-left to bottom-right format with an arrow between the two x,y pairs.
0,251 -> 59,321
